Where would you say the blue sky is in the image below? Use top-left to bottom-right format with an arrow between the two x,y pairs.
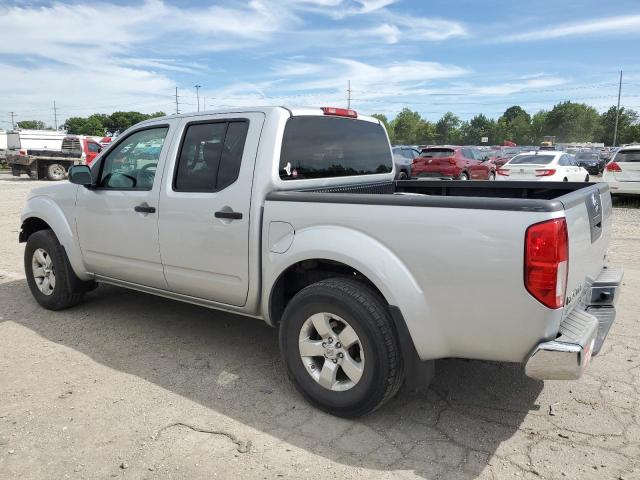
1,0 -> 640,128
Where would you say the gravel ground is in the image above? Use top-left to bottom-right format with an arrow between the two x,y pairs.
1,172 -> 639,480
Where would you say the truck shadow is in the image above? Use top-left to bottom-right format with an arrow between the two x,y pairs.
2,281 -> 543,479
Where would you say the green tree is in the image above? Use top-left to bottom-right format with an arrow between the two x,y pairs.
501,105 -> 531,124
599,106 -> 638,145
17,120 -> 48,130
77,117 -> 105,136
63,117 -> 88,134
392,108 -> 423,145
415,120 -> 437,145
435,112 -> 461,144
530,110 -> 548,144
460,114 -> 496,144
544,101 -> 600,142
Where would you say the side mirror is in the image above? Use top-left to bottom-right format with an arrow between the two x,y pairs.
68,165 -> 93,186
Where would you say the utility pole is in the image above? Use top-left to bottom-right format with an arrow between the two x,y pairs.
195,84 -> 201,112
9,112 -> 16,130
53,100 -> 58,130
175,87 -> 180,114
347,80 -> 352,109
203,96 -> 206,111
613,70 -> 623,147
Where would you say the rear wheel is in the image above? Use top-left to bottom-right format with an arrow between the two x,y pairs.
585,175 -> 590,182
398,171 -> 408,180
458,172 -> 469,181
47,163 -> 66,181
279,277 -> 404,417
563,177 -> 568,182
488,172 -> 496,181
25,230 -> 91,310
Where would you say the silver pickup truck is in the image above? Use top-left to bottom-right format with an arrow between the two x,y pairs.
19,106 -> 622,417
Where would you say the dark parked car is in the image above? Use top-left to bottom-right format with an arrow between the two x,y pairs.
412,147 -> 496,180
575,152 -> 605,175
392,146 -> 420,179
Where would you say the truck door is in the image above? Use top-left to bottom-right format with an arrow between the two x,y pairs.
75,123 -> 176,288
157,112 -> 264,306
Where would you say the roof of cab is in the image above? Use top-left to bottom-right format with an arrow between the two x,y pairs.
141,106 -> 381,125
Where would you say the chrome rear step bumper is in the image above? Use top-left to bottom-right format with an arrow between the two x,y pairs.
525,267 -> 623,381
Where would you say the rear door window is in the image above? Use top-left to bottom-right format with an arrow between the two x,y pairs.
174,121 -> 249,192
279,116 -> 392,180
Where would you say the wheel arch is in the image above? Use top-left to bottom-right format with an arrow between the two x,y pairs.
262,225 -> 444,360
20,196 -> 90,281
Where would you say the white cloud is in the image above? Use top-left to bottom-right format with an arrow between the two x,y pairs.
470,76 -> 568,96
498,14 -> 640,42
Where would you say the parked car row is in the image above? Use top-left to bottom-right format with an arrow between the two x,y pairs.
602,145 -> 640,194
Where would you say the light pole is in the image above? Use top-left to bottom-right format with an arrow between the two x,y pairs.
195,84 -> 201,112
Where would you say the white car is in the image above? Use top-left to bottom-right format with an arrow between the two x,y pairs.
497,151 -> 590,182
602,146 -> 640,194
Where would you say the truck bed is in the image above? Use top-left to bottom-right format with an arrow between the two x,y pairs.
267,180 -> 607,212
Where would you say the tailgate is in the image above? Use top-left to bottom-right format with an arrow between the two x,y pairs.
561,184 -> 612,313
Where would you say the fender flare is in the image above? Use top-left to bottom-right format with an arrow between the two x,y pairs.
262,225 -> 447,359
21,196 -> 90,281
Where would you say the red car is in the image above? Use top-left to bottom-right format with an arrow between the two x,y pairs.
411,147 -> 496,180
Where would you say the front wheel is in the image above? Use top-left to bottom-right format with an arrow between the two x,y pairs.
585,175 -> 590,182
563,177 -> 568,182
458,172 -> 469,181
397,171 -> 408,180
25,230 -> 91,310
47,163 -> 67,181
279,278 -> 404,417
488,172 -> 496,181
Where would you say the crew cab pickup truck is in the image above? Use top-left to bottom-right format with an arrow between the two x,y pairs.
19,106 -> 622,417
8,134 -> 102,180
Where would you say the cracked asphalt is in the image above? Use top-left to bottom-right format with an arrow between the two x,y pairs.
1,172 -> 639,479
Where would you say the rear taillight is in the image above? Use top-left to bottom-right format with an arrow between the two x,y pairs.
497,168 -> 510,176
525,218 -> 568,309
535,168 -> 556,177
321,107 -> 357,118
606,161 -> 622,172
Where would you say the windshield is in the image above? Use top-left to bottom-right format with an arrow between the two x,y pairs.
616,150 -> 640,162
420,148 -> 455,158
279,116 -> 392,180
508,154 -> 554,165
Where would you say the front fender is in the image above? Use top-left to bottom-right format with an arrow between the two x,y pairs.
262,225 -> 448,359
21,196 -> 90,281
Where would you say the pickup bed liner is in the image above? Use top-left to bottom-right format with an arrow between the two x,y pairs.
267,180 -> 608,212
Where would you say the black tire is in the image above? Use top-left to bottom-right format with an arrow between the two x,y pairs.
24,230 -> 90,310
279,277 -> 404,417
11,165 -> 21,177
585,175 -> 590,182
47,163 -> 67,181
488,171 -> 496,181
28,168 -> 38,180
563,177 -> 568,182
458,172 -> 469,180
398,171 -> 408,180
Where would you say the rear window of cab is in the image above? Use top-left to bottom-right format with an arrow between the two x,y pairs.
279,116 -> 392,180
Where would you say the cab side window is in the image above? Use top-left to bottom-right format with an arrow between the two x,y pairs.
174,121 -> 249,192
98,127 -> 168,190
88,142 -> 102,153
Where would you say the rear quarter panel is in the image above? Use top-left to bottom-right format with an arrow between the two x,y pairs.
262,199 -> 565,362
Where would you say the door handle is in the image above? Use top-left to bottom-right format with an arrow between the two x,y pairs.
134,203 -> 156,214
215,210 -> 243,220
